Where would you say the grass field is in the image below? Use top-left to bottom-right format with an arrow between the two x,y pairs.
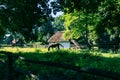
0,47 -> 120,80
1,47 -> 120,57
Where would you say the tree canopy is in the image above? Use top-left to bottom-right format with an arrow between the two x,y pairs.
0,0 -> 54,41
0,0 -> 120,49
51,0 -> 120,50
53,15 -> 65,31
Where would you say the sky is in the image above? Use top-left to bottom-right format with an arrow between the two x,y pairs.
52,11 -> 64,17
0,0 -> 63,18
49,0 -> 64,17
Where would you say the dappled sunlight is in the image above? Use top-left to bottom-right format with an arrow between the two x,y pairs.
0,0 -> 120,79
0,47 -> 36,53
1,47 -> 120,58
0,47 -> 48,53
90,50 -> 120,58
101,53 -> 120,58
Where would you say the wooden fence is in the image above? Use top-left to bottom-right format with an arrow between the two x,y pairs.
0,51 -> 120,80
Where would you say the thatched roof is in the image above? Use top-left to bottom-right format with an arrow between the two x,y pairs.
48,31 -> 68,43
70,40 -> 80,47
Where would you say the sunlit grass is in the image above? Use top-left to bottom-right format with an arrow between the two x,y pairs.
0,47 -> 120,59
0,47 -> 48,53
90,50 -> 120,58
101,53 -> 120,58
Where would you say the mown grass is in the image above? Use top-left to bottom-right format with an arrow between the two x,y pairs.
0,47 -> 120,80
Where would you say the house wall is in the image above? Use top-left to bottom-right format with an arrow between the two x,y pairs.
49,41 -> 70,49
59,41 -> 70,49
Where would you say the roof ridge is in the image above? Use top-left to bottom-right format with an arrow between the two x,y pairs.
48,31 -> 67,43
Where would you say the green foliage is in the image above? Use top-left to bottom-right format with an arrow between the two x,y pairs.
62,10 -> 99,41
37,22 -> 54,43
63,12 -> 78,30
0,0 -> 54,41
53,16 -> 65,31
62,11 -> 85,39
96,0 -> 120,37
57,0 -> 120,48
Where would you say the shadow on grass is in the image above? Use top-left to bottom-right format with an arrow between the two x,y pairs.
0,50 -> 120,80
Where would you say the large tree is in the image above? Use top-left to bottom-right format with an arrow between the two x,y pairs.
58,0 -> 103,49
53,15 -> 65,31
96,0 -> 120,50
0,0 -> 54,41
51,0 -> 120,50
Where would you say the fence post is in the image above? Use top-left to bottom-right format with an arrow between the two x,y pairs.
8,53 -> 14,80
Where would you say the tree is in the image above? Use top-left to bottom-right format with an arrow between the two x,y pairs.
37,21 -> 54,44
53,16 -> 65,31
96,0 -> 120,51
58,0 -> 103,49
0,0 -> 54,41
62,10 -> 99,49
52,0 -> 120,50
